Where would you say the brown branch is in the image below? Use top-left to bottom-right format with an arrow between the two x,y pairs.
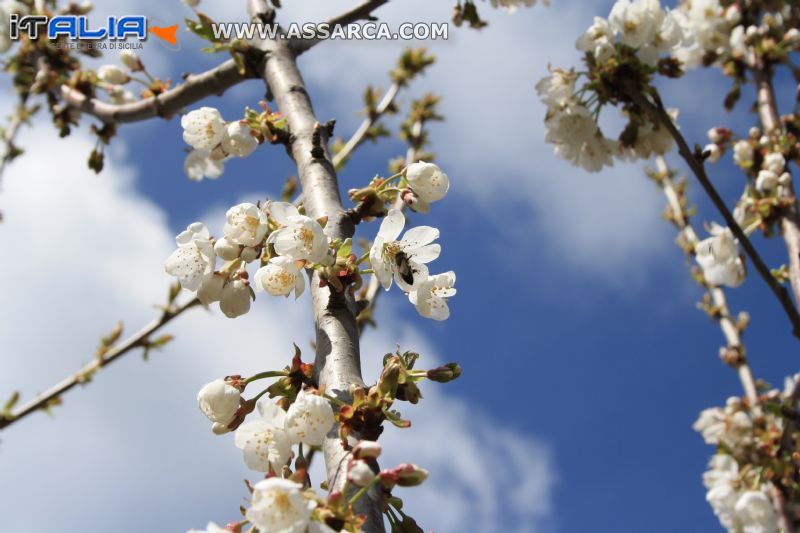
290,0 -> 391,55
247,1 -> 385,530
622,83 -> 800,340
0,297 -> 200,431
61,59 -> 252,124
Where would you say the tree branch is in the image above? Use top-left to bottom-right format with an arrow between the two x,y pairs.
750,58 -> 800,341
0,297 -> 200,431
357,120 -> 422,335
247,1 -> 384,529
654,156 -> 758,403
622,83 -> 800,340
290,0 -> 391,55
60,59 -> 252,124
334,82 -> 400,170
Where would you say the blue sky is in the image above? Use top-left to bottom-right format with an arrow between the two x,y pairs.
1,1 -> 799,532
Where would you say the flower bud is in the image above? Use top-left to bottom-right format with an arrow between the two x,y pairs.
785,28 -> 800,46
426,363 -> 462,383
353,440 -> 382,459
756,170 -> 779,192
240,246 -> 259,263
405,161 -> 449,203
119,50 -> 143,72
198,378 -> 241,425
380,464 -> 429,488
347,460 -> 375,487
703,144 -> 721,163
219,279 -> 251,318
97,64 -> 129,85
214,237 -> 241,261
197,273 -> 225,304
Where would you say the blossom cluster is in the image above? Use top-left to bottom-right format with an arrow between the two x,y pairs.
93,51 -> 144,106
181,107 -> 260,181
704,126 -> 796,239
165,162 -> 456,320
693,376 -> 800,532
190,346 -> 450,532
536,0 -> 695,173
164,201 -> 332,318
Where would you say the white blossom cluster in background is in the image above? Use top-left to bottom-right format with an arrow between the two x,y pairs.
181,107 -> 260,181
692,375 -> 800,533
536,0 -> 696,173
704,126 -> 794,240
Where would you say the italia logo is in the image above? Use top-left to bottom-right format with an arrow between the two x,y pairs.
8,14 -> 179,47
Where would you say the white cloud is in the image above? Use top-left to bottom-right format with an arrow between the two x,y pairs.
0,126 -> 554,532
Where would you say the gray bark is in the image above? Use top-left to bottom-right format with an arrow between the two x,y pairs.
247,2 -> 385,530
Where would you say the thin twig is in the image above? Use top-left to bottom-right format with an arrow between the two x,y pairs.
654,156 -> 758,403
334,82 -> 400,169
357,120 -> 422,335
290,0 -> 391,54
0,297 -> 200,431
622,83 -> 800,340
749,56 -> 800,339
0,103 -> 27,186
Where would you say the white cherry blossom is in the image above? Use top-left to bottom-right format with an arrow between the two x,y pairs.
165,222 -> 216,291
97,64 -> 129,85
756,170 -> 779,193
608,0 -> 664,49
733,140 -> 754,168
254,256 -> 305,298
369,208 -> 441,291
119,50 -> 141,71
182,107 -> 225,151
222,122 -> 258,158
544,102 -> 615,172
223,202 -> 269,247
405,161 -> 450,209
184,150 -> 224,181
197,274 -> 226,305
694,224 -> 746,288
409,271 -> 456,321
235,401 -> 292,473
197,378 -> 240,428
347,459 -> 375,487
246,478 -> 314,533
763,152 -> 785,175
576,17 -> 616,63
734,491 -> 778,533
267,202 -> 331,264
219,279 -> 251,318
284,389 -> 335,447
535,68 -> 578,108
